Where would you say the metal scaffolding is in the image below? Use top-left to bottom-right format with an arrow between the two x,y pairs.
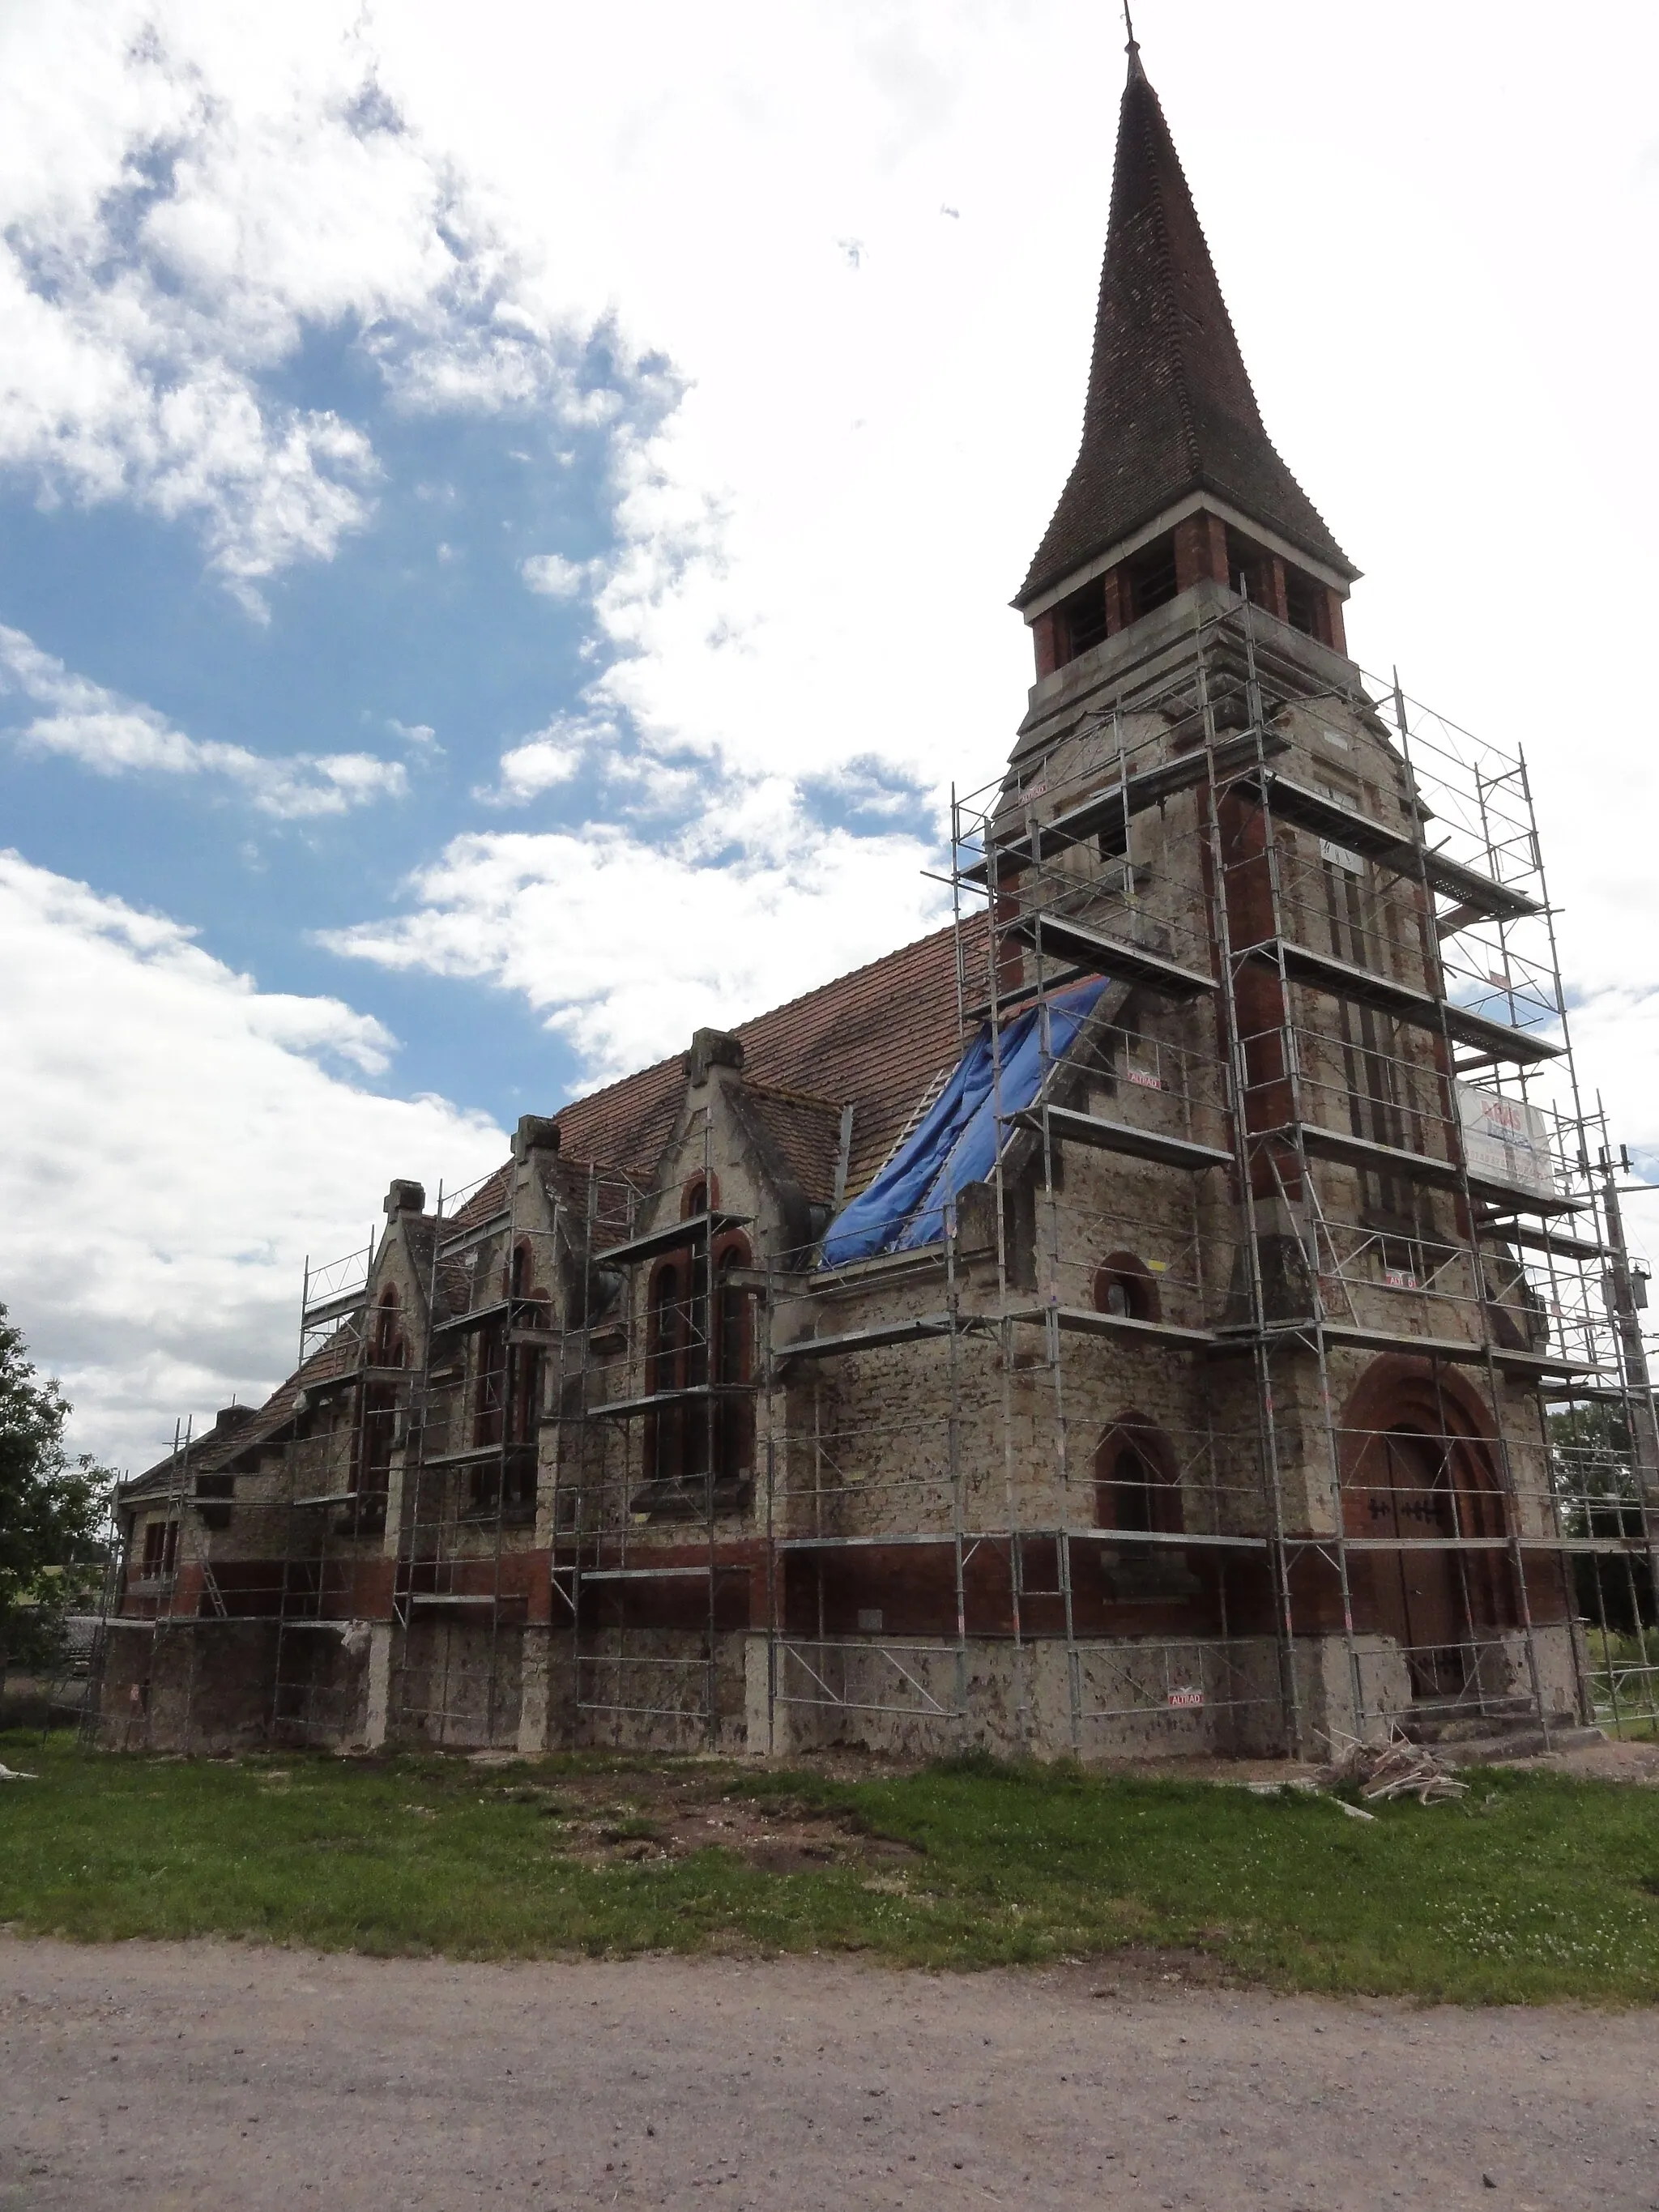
87,595 -> 1659,1761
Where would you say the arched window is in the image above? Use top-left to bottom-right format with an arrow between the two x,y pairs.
1092,1252 -> 1161,1323
468,1242 -> 546,1517
1094,1417 -> 1183,1536
644,1234 -> 751,1492
472,1314 -> 507,1449
681,1172 -> 719,1220
646,1259 -> 685,1483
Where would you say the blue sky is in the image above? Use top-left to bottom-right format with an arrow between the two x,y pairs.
0,310 -> 641,1118
2,0 -> 1657,1470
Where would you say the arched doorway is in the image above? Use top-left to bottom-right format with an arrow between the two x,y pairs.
1341,1361 -> 1514,1706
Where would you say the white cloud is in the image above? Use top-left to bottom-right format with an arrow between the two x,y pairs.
0,623 -> 407,818
0,0 -> 619,599
320,808 -> 949,1084
0,851 -> 505,1472
522,552 -> 600,599
471,710 -> 624,806
386,718 -> 440,752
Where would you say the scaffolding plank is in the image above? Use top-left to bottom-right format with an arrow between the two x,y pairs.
298,1366 -> 364,1401
301,1288 -> 366,1328
1004,1303 -> 1218,1349
592,1381 -> 758,1419
774,1530 -> 981,1552
436,1208 -> 510,1259
1241,771 -> 1542,923
1480,1219 -> 1610,1264
1065,1526 -> 1269,1550
962,962 -> 1093,1025
1290,1121 -> 1584,1217
1013,912 -> 1217,997
1266,940 -> 1563,1064
966,730 -> 1289,880
772,1526 -> 1267,1554
418,1443 -> 516,1469
1331,1536 -> 1659,1556
578,1564 -> 748,1582
593,1209 -> 752,1269
1293,1121 -> 1463,1191
1022,1104 -> 1233,1172
774,1313 -> 958,1365
1225,1318 -> 1608,1379
429,1298 -> 510,1340
1333,1536 -> 1513,1553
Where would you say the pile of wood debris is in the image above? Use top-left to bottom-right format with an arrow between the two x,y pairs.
1316,1727 -> 1470,1807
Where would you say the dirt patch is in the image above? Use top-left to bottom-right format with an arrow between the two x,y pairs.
1083,1944 -> 1243,1995
487,1768 -> 924,1873
1501,1736 -> 1659,1785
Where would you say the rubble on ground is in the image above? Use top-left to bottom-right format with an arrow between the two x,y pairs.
1316,1728 -> 1470,1806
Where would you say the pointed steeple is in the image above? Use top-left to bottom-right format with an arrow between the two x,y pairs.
1017,44 -> 1354,612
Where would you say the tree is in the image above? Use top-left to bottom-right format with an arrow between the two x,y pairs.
0,1303 -> 113,1684
1548,1400 -> 1656,1634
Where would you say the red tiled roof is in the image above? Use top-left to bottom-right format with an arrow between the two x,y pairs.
552,916 -> 985,1200
122,1336 -> 357,1498
735,1084 -> 846,1205
159,923 -> 984,1449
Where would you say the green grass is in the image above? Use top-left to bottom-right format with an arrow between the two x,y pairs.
4,1733 -> 1659,2003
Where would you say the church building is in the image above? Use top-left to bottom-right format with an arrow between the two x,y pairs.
103,37 -> 1634,1762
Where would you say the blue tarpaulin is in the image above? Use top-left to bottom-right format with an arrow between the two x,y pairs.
820,978 -> 1111,1267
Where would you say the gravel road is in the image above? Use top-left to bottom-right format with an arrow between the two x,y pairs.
4,1935 -> 1657,2210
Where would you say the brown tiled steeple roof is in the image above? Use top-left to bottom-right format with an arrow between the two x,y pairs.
1016,42 -> 1355,608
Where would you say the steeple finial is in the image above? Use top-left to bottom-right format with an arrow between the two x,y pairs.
1123,2 -> 1142,75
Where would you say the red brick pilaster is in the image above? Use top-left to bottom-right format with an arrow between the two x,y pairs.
1265,555 -> 1290,625
1174,509 -> 1229,592
1102,566 -> 1129,636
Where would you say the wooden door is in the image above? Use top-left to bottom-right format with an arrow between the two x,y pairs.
1356,1430 -> 1476,1701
